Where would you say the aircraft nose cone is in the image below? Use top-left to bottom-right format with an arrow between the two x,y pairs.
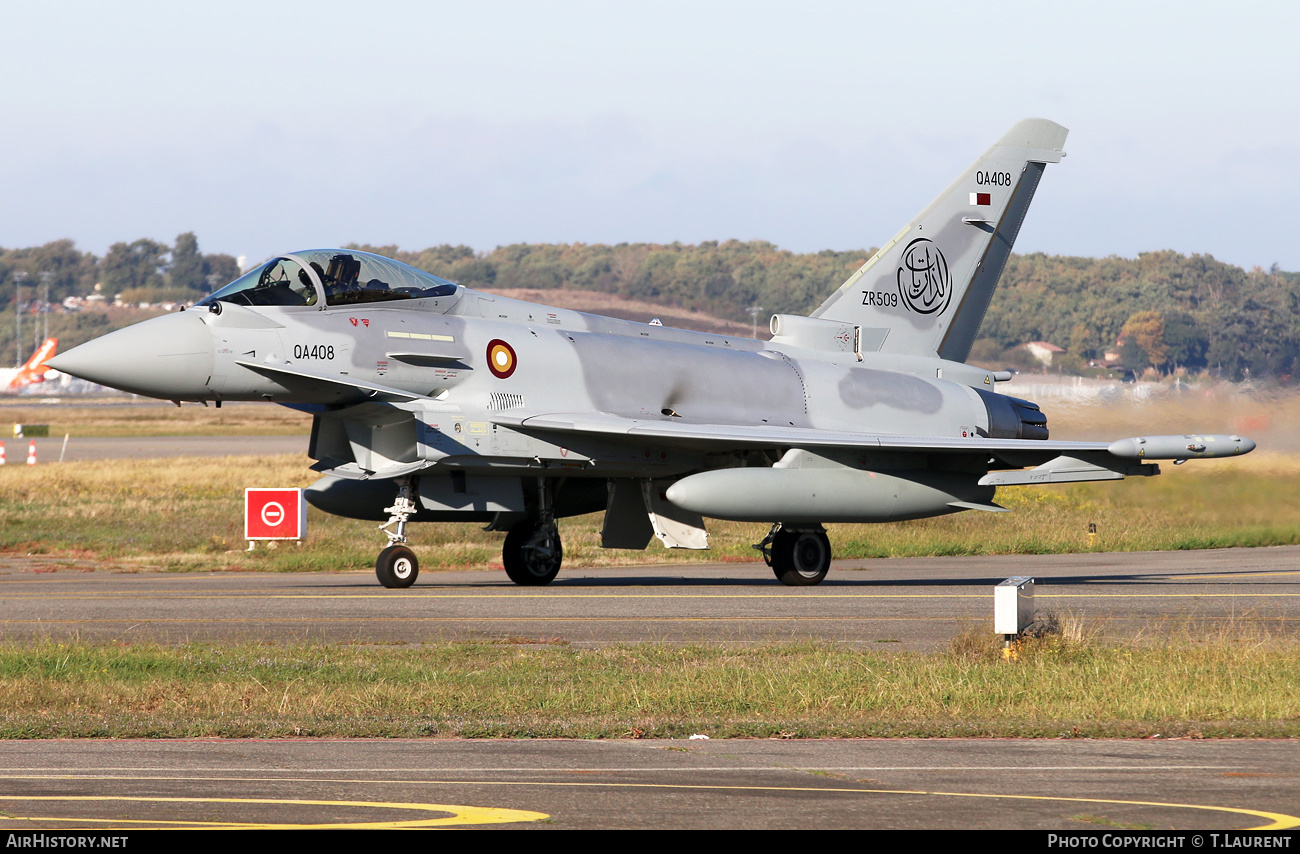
47,311 -> 215,399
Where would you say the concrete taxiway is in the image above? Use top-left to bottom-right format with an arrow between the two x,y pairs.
1,545 -> 1297,649
0,738 -> 1296,830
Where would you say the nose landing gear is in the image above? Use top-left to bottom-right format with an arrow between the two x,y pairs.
375,478 -> 419,588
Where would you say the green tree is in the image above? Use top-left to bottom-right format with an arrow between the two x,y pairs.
1118,337 -> 1149,372
1119,311 -> 1168,371
101,239 -> 168,294
0,240 -> 98,305
204,254 -> 241,290
1162,311 -> 1207,370
168,232 -> 207,291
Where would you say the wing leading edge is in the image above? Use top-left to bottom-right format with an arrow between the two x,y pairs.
491,411 -> 1254,469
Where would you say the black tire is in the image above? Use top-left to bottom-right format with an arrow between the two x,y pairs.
376,544 -> 419,588
770,529 -> 831,586
502,519 -> 563,586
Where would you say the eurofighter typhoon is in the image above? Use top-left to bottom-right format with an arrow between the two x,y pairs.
49,120 -> 1254,587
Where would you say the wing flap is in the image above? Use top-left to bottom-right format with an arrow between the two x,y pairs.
979,454 -> 1158,486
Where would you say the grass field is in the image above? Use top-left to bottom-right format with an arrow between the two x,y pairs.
0,397 -> 308,438
2,619 -> 1295,739
2,451 -> 1297,572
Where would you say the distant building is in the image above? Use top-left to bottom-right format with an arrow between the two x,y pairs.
1022,341 -> 1065,367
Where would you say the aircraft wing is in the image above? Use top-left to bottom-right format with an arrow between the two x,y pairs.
492,412 -> 1254,478
493,411 -> 1099,453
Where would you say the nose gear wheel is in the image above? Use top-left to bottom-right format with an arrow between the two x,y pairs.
376,544 -> 419,588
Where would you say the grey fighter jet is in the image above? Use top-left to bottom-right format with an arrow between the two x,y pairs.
49,119 -> 1254,588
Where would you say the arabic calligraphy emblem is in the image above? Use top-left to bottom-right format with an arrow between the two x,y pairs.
896,238 -> 951,315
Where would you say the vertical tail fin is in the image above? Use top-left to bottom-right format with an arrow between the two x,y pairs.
811,119 -> 1067,362
10,338 -> 58,389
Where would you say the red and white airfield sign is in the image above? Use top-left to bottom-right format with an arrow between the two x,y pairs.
245,488 -> 307,542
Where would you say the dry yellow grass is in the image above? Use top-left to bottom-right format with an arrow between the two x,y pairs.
2,448 -> 1298,572
0,397 -> 307,437
1,623 -> 1296,738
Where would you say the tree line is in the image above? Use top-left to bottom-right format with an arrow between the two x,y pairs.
352,241 -> 1300,381
2,236 -> 1295,381
0,233 -> 238,308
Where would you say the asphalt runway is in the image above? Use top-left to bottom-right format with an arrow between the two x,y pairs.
0,738 -> 1296,830
2,546 -> 1296,649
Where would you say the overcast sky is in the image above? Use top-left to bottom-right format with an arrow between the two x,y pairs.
1,1 -> 1296,271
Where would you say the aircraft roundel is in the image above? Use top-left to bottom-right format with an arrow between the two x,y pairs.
487,339 -> 517,379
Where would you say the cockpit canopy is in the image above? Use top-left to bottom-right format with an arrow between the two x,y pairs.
197,249 -> 459,310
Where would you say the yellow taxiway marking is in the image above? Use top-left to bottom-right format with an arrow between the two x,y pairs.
471,781 -> 1299,830
0,795 -> 547,829
1175,570 -> 1300,579
530,783 -> 1297,830
0,618 -> 976,626
0,616 -> 1006,627
3,589 -> 1299,601
0,777 -> 1293,831
1038,593 -> 1300,598
6,593 -> 989,600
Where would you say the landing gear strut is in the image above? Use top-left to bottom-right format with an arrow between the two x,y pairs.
502,478 -> 563,586
756,523 -> 832,586
376,478 -> 419,588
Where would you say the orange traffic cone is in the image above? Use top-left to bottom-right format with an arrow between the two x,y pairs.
26,440 -> 36,465
0,440 -> 5,466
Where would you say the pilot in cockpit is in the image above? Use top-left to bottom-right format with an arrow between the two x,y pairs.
293,263 -> 322,306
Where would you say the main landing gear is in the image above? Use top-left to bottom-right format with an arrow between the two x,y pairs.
502,477 -> 564,586
369,476 -> 569,589
502,517 -> 563,585
376,478 -> 419,588
756,523 -> 832,586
